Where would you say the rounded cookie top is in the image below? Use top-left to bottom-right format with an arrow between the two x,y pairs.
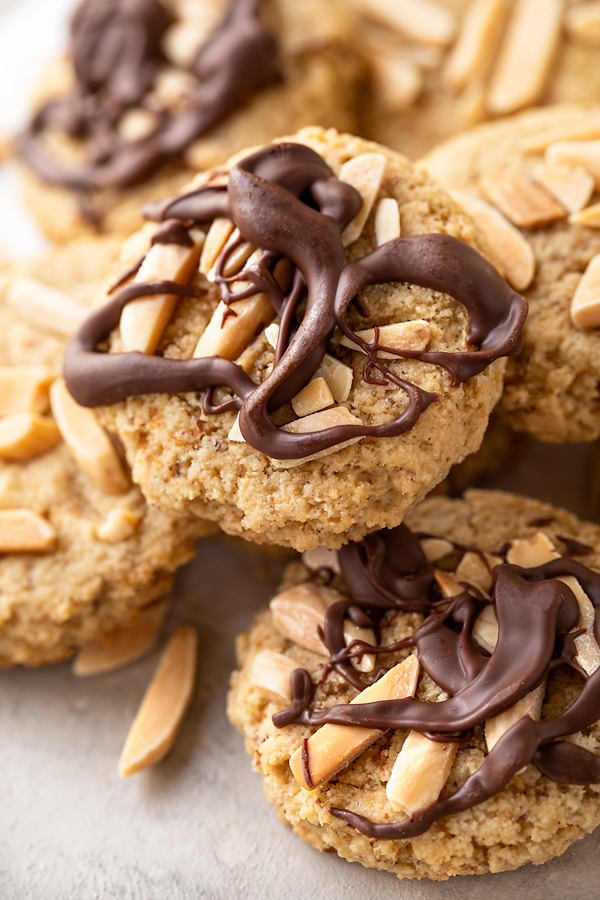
66,127 -> 526,551
353,0 -> 600,159
228,489 -> 600,880
422,103 -> 600,443
0,241 -> 213,667
17,0 -> 359,242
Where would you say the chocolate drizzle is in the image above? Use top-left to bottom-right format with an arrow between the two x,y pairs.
18,0 -> 280,193
275,525 -> 600,840
64,142 -> 527,461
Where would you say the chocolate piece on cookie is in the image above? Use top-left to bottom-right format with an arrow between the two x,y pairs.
16,0 -> 359,241
229,489 -> 600,880
0,240 -> 214,667
64,128 -> 526,550
421,104 -> 600,443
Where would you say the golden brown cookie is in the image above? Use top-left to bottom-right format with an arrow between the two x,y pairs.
229,489 -> 600,880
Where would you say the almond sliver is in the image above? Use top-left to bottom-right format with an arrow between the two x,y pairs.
478,170 -> 565,229
0,413 -> 61,460
0,509 -> 56,552
118,625 -> 198,777
340,153 -> 387,247
571,254 -> 600,329
386,730 -> 457,814
0,366 -> 54,416
269,407 -> 363,470
5,277 -> 88,338
73,601 -> 169,677
532,163 -> 595,215
443,0 -> 507,92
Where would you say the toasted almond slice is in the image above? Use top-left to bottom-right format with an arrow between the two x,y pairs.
119,240 -> 203,354
369,52 -> 423,111
249,650 -> 309,703
506,531 -> 559,566
522,117 -> 600,153
270,583 -> 375,672
532,163 -> 595,214
571,254 -> 600,329
565,1 -> 600,44
270,407 -> 363,470
561,575 -> 600,675
473,604 -> 498,653
118,109 -> 156,141
0,413 -> 61,460
291,378 -> 335,418
456,77 -> 487,127
265,322 -> 280,349
485,681 -> 545,752
96,507 -> 143,542
199,218 -> 235,275
434,569 -> 465,598
478,170 -> 566,229
5,277 -> 88,338
0,509 -> 56,552
546,140 -> 600,188
443,0 -> 507,92
73,601 -> 169,677
0,366 -> 54,416
339,154 -> 388,247
118,625 -> 197,777
50,379 -> 129,494
419,537 -> 454,562
450,190 -> 535,291
193,294 -> 274,361
289,654 -> 420,790
486,0 -> 562,116
120,223 -> 158,265
340,321 -> 430,357
570,202 -> 600,228
221,240 -> 255,278
455,551 -> 501,594
386,730 -> 458,814
153,67 -> 198,110
351,0 -> 456,45
227,414 -> 245,443
314,354 -> 353,403
374,198 -> 401,247
302,547 -> 342,575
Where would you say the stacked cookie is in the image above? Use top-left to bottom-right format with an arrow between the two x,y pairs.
5,0 -> 600,888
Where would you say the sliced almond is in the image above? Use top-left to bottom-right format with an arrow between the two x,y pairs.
96,507 -> 143,543
340,321 -> 430,357
478,170 -> 566,229
302,547 -> 342,574
120,223 -> 158,265
119,240 -> 203,355
50,379 -> 129,494
369,52 -> 423,111
221,240 -> 255,279
569,202 -> 600,228
289,654 -> 420,790
118,625 -> 198,777
118,109 -> 156,142
434,569 -> 465,598
419,537 -> 454,563
73,601 -> 169,677
291,378 -> 335,418
443,0 -> 507,92
485,681 -> 545,752
339,154 -> 388,247
227,414 -> 245,443
0,509 -> 56,552
486,0 -> 562,116
265,322 -> 280,349
0,366 -> 54,416
313,355 -> 353,404
193,294 -> 274,361
565,1 -> 600,44
532,163 -> 595,215
199,218 -> 235,275
522,117 -> 600,153
269,407 -> 363,470
506,531 -> 559,566
386,730 -> 457,815
249,650 -> 309,703
571,254 -> 600,329
455,551 -> 501,594
351,0 -> 456,46
450,189 -> 535,291
561,575 -> 600,676
473,604 -> 498,653
374,198 -> 401,247
456,77 -> 487,127
546,140 -> 600,189
5,277 -> 88,338
0,413 -> 61,460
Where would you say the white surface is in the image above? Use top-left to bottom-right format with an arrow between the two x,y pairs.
2,3 -> 600,898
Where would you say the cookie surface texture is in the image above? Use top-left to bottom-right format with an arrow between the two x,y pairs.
75,127 -> 525,551
228,489 -> 600,880
0,240 -> 213,667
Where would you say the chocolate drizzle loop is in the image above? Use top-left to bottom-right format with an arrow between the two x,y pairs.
65,141 -> 527,461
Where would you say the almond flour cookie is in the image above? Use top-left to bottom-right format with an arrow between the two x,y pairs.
228,489 -> 600,880
16,0 -> 359,242
0,240 -> 214,667
421,103 -> 600,443
64,127 -> 526,550
353,0 -> 600,160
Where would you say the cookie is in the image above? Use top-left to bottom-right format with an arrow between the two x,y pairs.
421,103 -> 600,444
228,488 -> 600,880
63,127 -> 526,550
0,240 -> 214,667
352,0 -> 600,160
16,0 -> 359,242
